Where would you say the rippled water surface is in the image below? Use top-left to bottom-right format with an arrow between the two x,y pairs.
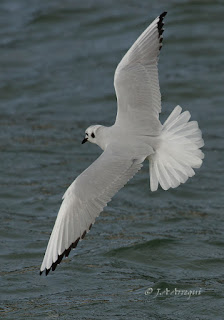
1,1 -> 224,319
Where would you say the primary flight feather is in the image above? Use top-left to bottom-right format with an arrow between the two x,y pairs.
40,12 -> 204,275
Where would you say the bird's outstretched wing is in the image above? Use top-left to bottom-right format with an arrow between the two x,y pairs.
40,149 -> 143,275
114,12 -> 167,135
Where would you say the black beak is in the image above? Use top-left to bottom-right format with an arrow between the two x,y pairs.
82,138 -> 88,144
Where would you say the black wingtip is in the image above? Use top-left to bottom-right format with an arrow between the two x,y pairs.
81,230 -> 87,239
157,11 -> 167,50
39,225 -> 91,275
160,11 -> 167,18
46,268 -> 50,276
158,11 -> 167,34
52,261 -> 58,271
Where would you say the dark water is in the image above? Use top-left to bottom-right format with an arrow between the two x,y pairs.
1,0 -> 224,319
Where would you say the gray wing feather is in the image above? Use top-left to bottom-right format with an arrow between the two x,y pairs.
40,150 -> 143,275
114,12 -> 167,135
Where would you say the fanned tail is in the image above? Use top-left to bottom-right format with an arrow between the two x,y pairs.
149,105 -> 204,191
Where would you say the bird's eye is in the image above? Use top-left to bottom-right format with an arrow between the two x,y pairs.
91,133 -> 95,138
86,133 -> 88,136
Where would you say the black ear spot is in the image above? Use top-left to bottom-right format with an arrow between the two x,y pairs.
91,133 -> 95,138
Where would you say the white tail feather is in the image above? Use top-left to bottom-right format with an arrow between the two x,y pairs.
149,106 -> 204,191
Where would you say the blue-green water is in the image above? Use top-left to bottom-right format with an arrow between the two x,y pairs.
1,1 -> 224,319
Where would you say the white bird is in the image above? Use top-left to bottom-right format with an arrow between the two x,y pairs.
40,12 -> 204,275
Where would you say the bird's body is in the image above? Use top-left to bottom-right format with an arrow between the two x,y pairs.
40,12 -> 204,275
88,124 -> 157,156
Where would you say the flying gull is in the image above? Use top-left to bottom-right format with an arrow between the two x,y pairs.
40,12 -> 204,275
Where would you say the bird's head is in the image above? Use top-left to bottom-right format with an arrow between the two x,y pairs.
82,125 -> 102,145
